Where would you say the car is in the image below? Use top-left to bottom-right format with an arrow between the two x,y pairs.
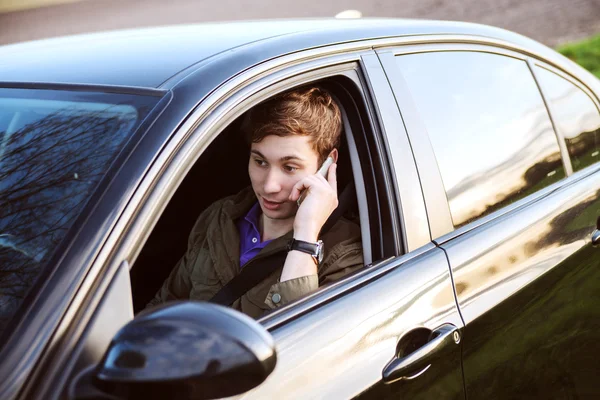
0,17 -> 599,400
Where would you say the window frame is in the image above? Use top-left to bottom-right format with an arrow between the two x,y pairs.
532,61 -> 600,177
147,60 -> 401,325
71,47 -> 415,337
377,42 -> 586,244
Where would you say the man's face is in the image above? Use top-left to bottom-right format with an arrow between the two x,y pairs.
249,135 -> 320,221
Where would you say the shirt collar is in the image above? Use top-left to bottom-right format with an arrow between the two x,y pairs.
243,202 -> 262,235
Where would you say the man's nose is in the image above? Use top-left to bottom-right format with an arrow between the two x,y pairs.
263,169 -> 282,194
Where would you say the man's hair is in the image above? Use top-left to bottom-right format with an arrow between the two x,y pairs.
243,86 -> 342,163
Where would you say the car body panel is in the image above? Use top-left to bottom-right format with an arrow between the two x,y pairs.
374,49 -> 453,240
239,247 -> 463,400
446,167 -> 600,398
359,52 -> 430,251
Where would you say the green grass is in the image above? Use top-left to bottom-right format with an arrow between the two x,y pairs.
557,34 -> 600,79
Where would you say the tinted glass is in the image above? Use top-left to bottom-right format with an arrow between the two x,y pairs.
0,88 -> 158,339
535,67 -> 600,172
396,51 -> 565,227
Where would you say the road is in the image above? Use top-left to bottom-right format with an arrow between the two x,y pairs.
0,0 -> 599,46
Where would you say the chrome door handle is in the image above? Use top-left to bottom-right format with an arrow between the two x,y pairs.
382,324 -> 460,384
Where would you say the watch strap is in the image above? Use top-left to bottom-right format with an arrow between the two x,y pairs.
287,238 -> 324,266
287,238 -> 319,256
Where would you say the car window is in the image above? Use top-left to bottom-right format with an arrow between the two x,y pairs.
534,67 -> 600,172
130,76 -> 387,316
0,88 -> 158,340
395,51 -> 565,227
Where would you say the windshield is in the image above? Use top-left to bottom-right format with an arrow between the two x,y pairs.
0,88 -> 159,339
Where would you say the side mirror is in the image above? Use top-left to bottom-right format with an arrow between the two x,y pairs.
71,302 -> 276,400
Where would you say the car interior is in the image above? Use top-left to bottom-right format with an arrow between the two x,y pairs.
129,76 -> 388,314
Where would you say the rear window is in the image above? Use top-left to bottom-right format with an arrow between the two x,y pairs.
395,51 -> 565,227
0,88 -> 159,339
534,67 -> 600,172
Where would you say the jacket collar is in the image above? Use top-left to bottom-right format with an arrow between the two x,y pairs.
207,187 -> 292,286
206,187 -> 253,285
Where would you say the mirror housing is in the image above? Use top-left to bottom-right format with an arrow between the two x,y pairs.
72,301 -> 276,400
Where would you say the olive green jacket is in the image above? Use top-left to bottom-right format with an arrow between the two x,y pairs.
147,187 -> 363,319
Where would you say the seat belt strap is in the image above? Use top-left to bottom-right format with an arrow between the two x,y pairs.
209,182 -> 356,307
210,252 -> 287,306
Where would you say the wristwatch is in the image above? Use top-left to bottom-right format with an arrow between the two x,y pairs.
287,239 -> 324,266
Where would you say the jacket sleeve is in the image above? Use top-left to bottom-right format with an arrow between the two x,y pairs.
264,275 -> 319,308
146,203 -> 220,309
263,235 -> 364,309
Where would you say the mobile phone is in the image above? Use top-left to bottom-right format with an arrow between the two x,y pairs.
297,156 -> 334,206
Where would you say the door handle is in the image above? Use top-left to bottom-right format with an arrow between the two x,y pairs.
382,324 -> 460,384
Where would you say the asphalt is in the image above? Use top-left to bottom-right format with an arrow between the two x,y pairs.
0,0 -> 599,46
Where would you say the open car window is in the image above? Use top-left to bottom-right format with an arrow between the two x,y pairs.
130,74 -> 388,316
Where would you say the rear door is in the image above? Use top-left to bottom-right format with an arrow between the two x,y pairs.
379,42 -> 600,398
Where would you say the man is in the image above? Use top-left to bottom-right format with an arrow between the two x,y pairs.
148,86 -> 363,318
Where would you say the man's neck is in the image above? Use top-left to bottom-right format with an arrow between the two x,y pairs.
260,213 -> 294,242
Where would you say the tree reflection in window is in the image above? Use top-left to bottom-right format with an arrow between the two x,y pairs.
0,98 -> 141,338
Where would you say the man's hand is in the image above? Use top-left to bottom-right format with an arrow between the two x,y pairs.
288,163 -> 338,241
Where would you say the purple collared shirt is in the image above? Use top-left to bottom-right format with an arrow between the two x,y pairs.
237,202 -> 272,267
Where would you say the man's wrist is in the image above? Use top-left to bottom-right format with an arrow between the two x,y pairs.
280,250 -> 318,281
293,229 -> 319,242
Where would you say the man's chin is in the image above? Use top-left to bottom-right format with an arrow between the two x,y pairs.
260,205 -> 295,220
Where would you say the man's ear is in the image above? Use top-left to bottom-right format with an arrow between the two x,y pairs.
328,148 -> 339,163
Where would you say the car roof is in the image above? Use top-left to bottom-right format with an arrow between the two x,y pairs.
0,18 -> 547,89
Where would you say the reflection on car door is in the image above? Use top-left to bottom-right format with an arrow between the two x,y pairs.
384,45 -> 600,398
245,247 -> 464,400
445,172 -> 600,399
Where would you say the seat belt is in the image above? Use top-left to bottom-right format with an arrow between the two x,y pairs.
209,181 -> 356,306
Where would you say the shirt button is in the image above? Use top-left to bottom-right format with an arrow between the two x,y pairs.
252,237 -> 258,244
272,293 -> 281,304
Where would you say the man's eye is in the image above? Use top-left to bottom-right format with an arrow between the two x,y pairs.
284,165 -> 298,173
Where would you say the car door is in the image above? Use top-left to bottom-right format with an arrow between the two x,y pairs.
379,41 -> 600,398
22,44 -> 466,400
